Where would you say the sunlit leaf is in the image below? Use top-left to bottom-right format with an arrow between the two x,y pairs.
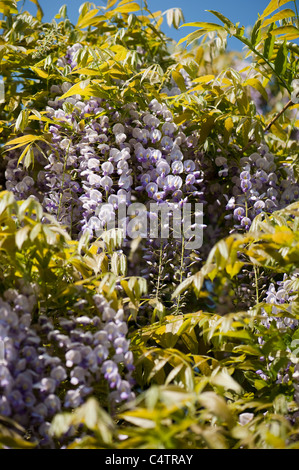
260,0 -> 293,19
262,8 -> 296,27
29,0 -> 43,21
271,25 -> 299,39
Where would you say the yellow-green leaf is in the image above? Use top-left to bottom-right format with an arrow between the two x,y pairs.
29,0 -> 43,21
173,110 -> 193,125
262,8 -> 295,27
110,44 -> 128,61
260,0 -> 292,18
171,70 -> 187,92
118,0 -> 137,6
77,9 -> 100,28
177,29 -> 207,46
15,225 -> 31,250
225,261 -> 244,277
71,68 -> 100,76
243,78 -> 268,101
18,143 -> 34,167
30,67 -> 49,79
193,74 -> 215,84
59,81 -> 92,100
4,134 -> 42,150
271,25 -> 299,39
198,392 -> 235,428
224,116 -> 234,133
271,122 -> 287,140
106,0 -> 118,8
182,21 -> 226,31
0,1 -> 18,14
199,115 -> 215,145
108,2 -> 140,15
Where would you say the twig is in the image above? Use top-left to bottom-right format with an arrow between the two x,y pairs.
264,99 -> 293,132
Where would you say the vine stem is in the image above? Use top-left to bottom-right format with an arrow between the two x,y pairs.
264,99 -> 293,133
155,240 -> 164,303
254,264 -> 259,304
175,236 -> 185,315
57,140 -> 71,222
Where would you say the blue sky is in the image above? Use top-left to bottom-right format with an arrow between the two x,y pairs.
21,0 -> 271,51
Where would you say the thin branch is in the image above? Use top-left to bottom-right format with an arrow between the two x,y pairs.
264,99 -> 293,132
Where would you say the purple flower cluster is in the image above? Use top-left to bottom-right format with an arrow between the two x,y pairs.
256,273 -> 299,400
0,283 -> 134,447
223,144 -> 299,231
56,43 -> 84,71
261,274 -> 299,331
0,286 -> 60,446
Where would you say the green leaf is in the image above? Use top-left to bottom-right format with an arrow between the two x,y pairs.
263,25 -> 275,59
184,366 -> 194,391
19,197 -> 43,221
274,41 -> 288,75
193,74 -> 215,84
251,18 -> 262,46
206,10 -> 236,33
30,66 -> 49,79
152,299 -> 166,320
0,191 -> 16,216
120,413 -> 155,429
0,417 -> 35,449
271,122 -> 287,140
110,44 -> 128,61
0,433 -> 36,449
192,271 -> 204,296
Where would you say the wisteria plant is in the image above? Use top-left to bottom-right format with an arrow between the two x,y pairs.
1,0 -> 299,449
